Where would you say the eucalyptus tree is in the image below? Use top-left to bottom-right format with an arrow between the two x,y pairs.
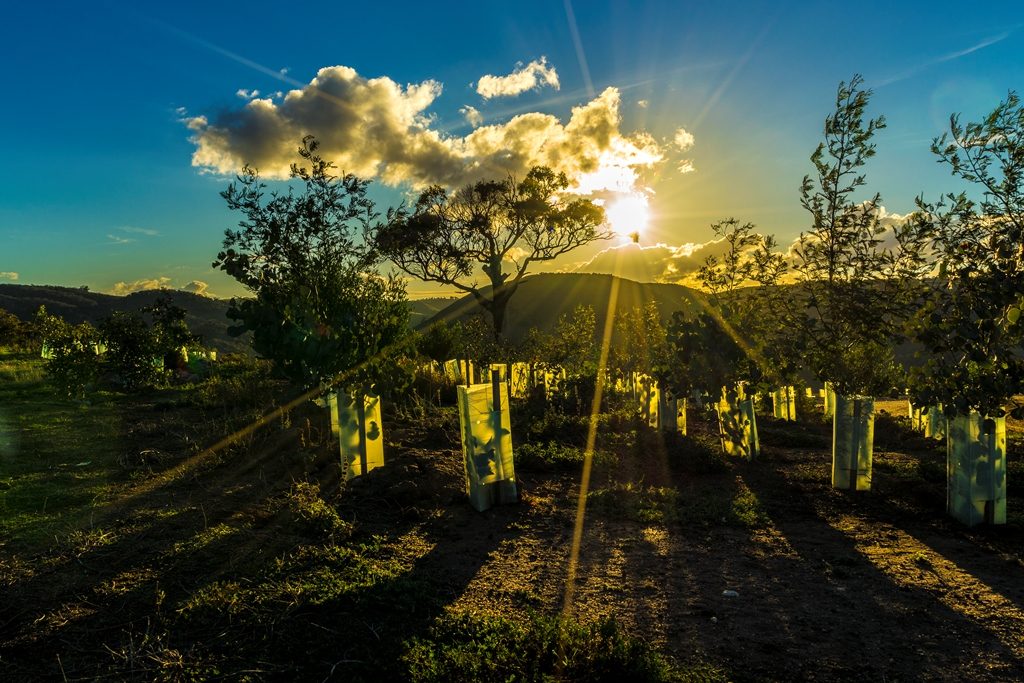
375,167 -> 608,340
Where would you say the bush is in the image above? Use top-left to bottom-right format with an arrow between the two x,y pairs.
99,310 -> 161,390
41,318 -> 102,399
402,610 -> 685,683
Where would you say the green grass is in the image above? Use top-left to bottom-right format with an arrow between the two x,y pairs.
402,609 -> 714,683
0,352 -> 130,549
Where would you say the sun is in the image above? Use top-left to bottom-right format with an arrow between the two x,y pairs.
604,193 -> 650,242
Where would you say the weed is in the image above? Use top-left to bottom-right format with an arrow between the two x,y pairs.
283,482 -> 352,541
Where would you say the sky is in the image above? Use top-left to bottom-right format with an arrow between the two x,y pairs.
1,0 -> 1022,299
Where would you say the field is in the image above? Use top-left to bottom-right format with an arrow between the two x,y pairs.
3,351 -> 1024,681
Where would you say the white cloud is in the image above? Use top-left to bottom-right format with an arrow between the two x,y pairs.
637,99 -> 649,108
674,127 -> 695,151
574,238 -> 744,285
677,160 -> 696,174
107,234 -> 135,245
187,66 -> 666,199
0,271 -> 18,281
118,225 -> 159,236
236,88 -> 260,99
460,105 -> 483,127
476,57 -> 560,99
110,277 -> 172,296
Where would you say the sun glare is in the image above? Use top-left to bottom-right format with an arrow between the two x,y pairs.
604,193 -> 650,241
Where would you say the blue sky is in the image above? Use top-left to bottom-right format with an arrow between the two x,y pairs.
1,1 -> 1022,298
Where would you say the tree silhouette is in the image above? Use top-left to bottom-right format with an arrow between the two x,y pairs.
375,167 -> 608,340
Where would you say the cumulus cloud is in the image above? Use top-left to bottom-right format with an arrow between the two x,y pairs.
674,127 -> 695,151
186,66 -> 666,199
111,277 -> 172,296
460,105 -> 483,127
182,280 -> 211,297
677,160 -> 696,175
637,99 -> 649,108
0,271 -> 18,281
236,88 -> 260,99
475,57 -> 560,99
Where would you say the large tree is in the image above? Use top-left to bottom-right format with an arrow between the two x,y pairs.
375,167 -> 608,340
214,136 -> 409,388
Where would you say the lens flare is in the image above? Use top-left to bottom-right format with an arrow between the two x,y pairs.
604,193 -> 650,240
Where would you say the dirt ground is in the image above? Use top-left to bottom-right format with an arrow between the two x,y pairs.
2,396 -> 1023,681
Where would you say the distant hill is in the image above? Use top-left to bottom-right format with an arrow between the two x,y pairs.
408,296 -> 460,327
422,272 -> 708,345
0,285 -> 465,355
0,284 -> 253,354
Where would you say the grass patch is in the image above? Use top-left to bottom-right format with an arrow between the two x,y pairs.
516,441 -> 617,472
402,609 -> 702,682
588,482 -> 682,524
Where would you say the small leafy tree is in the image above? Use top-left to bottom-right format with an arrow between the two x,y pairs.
375,167 -> 608,340
783,75 -> 930,397
909,92 -> 1024,420
610,302 -> 668,381
214,136 -> 409,389
0,308 -> 31,350
100,311 -> 161,390
36,309 -> 101,399
668,218 -> 797,400
143,297 -> 201,368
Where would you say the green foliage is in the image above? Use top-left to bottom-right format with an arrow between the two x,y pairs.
214,136 -> 409,388
376,166 -> 609,338
402,610 -> 685,683
99,310 -> 161,390
417,319 -> 459,362
783,75 -> 930,396
692,218 -> 803,392
143,296 -> 201,360
611,302 -> 668,380
662,309 -> 747,399
909,92 -> 1024,418
516,441 -> 616,471
0,308 -> 32,350
37,309 -> 102,399
284,482 -> 352,540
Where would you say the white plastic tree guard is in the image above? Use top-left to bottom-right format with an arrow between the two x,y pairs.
772,386 -> 797,421
457,376 -> 518,512
331,390 -> 385,480
717,397 -> 759,459
924,405 -> 947,441
805,388 -> 814,398
443,359 -> 459,383
638,376 -> 660,429
658,395 -> 687,434
510,362 -> 530,399
542,367 -> 566,400
907,401 -> 925,433
824,382 -> 836,419
947,413 -> 1006,526
832,395 -> 873,491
